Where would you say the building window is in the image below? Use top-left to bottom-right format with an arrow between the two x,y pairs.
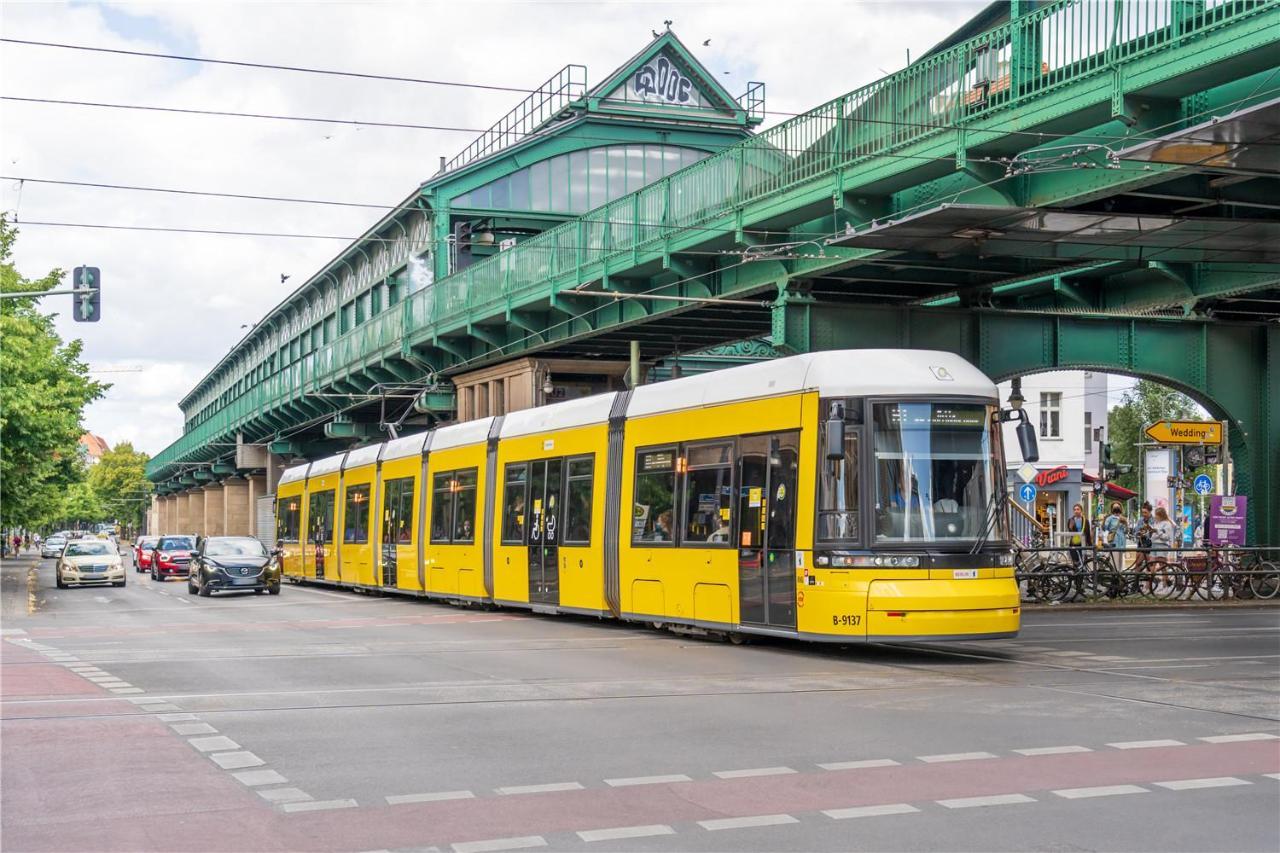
1039,392 -> 1061,439
343,484 -> 371,544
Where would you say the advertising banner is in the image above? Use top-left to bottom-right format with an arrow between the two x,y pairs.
1144,448 -> 1173,512
1208,495 -> 1247,546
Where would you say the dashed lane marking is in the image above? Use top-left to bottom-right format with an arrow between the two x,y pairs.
1154,777 -> 1251,790
918,751 -> 998,763
699,814 -> 799,831
257,787 -> 314,804
817,759 -> 900,770
603,774 -> 692,787
233,769 -> 289,787
210,751 -> 265,770
279,798 -> 358,813
188,736 -> 242,753
1053,785 -> 1150,799
938,793 -> 1037,808
110,687 -> 144,694
1107,739 -> 1185,750
712,766 -> 797,779
576,825 -> 675,842
156,713 -> 199,722
1263,774 -> 1280,781
386,790 -> 476,805
823,803 -> 920,820
452,836 -> 546,853
171,723 -> 217,735
1199,733 -> 1279,743
495,782 -> 583,795
1013,746 -> 1092,756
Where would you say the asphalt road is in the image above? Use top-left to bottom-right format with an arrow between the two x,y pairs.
2,547 -> 1277,852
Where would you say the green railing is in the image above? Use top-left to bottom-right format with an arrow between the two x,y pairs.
147,0 -> 1274,481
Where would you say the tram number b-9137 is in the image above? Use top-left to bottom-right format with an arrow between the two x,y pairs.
275,350 -> 1040,645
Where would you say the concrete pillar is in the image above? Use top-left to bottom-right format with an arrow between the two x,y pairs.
175,492 -> 191,533
248,474 -> 268,539
203,484 -> 225,537
187,489 -> 206,536
223,477 -> 251,536
265,453 -> 284,495
156,497 -> 167,533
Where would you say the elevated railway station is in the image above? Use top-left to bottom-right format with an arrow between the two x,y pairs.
148,0 -> 1280,544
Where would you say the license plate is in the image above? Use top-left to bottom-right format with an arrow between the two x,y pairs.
953,569 -> 978,579
233,577 -> 258,586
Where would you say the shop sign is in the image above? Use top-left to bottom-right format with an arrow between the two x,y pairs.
1034,465 -> 1069,488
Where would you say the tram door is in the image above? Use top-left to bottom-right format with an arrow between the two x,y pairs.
737,432 -> 798,629
527,459 -> 562,606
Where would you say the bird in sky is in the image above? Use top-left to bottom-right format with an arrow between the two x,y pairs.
281,274 -> 291,284
651,29 -> 660,38
703,39 -> 711,46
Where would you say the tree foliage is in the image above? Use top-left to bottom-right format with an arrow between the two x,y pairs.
0,215 -> 108,528
89,442 -> 153,528
1106,380 -> 1202,491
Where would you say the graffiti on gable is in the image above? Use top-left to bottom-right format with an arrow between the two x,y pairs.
632,55 -> 697,105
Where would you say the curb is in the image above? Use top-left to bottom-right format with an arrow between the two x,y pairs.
1024,599 -> 1279,612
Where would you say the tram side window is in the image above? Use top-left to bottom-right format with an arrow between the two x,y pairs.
344,485 -> 371,544
278,498 -> 301,543
818,406 -> 861,544
308,489 -> 336,543
563,456 -> 594,545
452,470 -> 478,543
682,442 -> 734,546
502,464 -> 528,545
431,469 -> 478,544
633,448 -> 676,544
382,477 -> 414,545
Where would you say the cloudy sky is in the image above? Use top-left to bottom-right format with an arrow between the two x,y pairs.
2,0 -> 1067,457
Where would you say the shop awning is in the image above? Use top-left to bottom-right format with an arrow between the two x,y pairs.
1082,472 -> 1138,501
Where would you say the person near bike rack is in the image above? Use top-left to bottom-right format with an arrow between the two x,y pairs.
1151,506 -> 1178,558
1102,502 -> 1129,568
1066,503 -> 1091,568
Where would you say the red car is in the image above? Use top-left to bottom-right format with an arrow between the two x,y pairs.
150,535 -> 196,581
134,536 -> 159,572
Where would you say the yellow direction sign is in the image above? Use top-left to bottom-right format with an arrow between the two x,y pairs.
1144,420 -> 1223,445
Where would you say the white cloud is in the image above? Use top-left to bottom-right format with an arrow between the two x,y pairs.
2,0 -> 987,455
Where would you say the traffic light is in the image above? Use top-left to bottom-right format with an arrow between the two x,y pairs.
1102,442 -> 1113,464
72,266 -> 101,322
1204,445 -> 1220,465
1184,446 -> 1206,468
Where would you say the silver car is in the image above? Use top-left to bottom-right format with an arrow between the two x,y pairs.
41,535 -> 67,559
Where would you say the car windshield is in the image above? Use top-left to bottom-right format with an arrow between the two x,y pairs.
65,541 -> 112,556
158,537 -> 194,550
205,538 -> 268,557
872,402 -> 998,544
138,537 -> 158,547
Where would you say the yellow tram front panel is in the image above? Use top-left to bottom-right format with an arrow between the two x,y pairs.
378,452 -> 423,594
276,473 -> 307,580
303,463 -> 342,582
493,423 -> 609,612
620,394 -> 805,628
423,439 -> 488,600
337,461 -> 378,587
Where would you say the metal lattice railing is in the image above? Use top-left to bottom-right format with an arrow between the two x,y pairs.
147,0 -> 1276,480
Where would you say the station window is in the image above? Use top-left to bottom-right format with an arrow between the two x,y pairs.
430,468 -> 478,544
681,442 -> 733,545
277,497 -> 301,542
632,447 -> 677,544
382,477 -> 415,544
343,484 -> 371,544
502,463 -> 528,545
563,456 -> 594,545
307,489 -> 336,543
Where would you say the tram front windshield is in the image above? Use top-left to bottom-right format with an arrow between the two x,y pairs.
873,402 -> 996,544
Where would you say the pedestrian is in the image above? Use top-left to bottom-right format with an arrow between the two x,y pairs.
12,533 -> 22,555
1066,503 -> 1091,567
1150,506 -> 1178,559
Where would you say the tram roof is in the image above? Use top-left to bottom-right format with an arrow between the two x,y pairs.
309,452 -> 346,478
278,462 -> 310,486
380,432 -> 430,462
431,416 -> 496,452
500,392 -> 619,439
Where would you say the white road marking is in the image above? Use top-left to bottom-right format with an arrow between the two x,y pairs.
918,752 -> 998,763
577,825 -> 674,842
938,793 -> 1036,808
818,759 -> 900,770
138,702 -> 182,712
0,629 -> 28,636
1107,739 -> 1185,750
495,782 -> 583,795
1053,785 -> 1149,799
110,687 -> 143,694
1199,733 -> 1279,743
210,751 -> 265,770
1263,773 -> 1280,780
453,837 -> 547,853
386,790 -> 475,805
257,787 -> 314,803
712,766 -> 797,779
279,799 -> 358,813
604,774 -> 692,787
1043,651 -> 1095,657
823,803 -> 919,819
699,814 -> 799,831
1155,777 -> 1251,790
156,713 -> 199,722
1013,746 -> 1093,756
171,723 -> 217,736
232,769 -> 289,786
1087,655 -> 1134,662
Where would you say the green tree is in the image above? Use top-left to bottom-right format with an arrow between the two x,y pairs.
89,442 -> 153,530
1106,380 -> 1202,491
58,478 -> 103,527
0,215 -> 108,529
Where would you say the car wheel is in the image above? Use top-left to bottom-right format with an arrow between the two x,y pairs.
268,583 -> 281,595
198,583 -> 212,597
56,573 -> 66,589
187,577 -> 198,595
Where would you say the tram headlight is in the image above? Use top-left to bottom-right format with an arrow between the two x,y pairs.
823,554 -> 922,568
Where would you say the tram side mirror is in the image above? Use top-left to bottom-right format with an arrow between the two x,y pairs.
1016,415 -> 1040,463
825,416 -> 846,461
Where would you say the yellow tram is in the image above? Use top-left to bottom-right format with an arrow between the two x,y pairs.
277,349 -> 1035,642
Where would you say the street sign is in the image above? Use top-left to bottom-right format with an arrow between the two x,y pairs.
1193,474 -> 1213,495
1016,462 -> 1038,484
1018,484 -> 1037,503
1144,420 -> 1222,445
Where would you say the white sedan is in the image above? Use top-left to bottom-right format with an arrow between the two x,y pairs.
56,539 -> 126,588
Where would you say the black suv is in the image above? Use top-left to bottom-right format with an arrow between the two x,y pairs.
188,536 -> 281,597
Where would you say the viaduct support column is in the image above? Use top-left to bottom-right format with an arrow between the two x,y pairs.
187,490 -> 206,536
156,497 -> 168,534
175,493 -> 191,534
223,478 -> 251,537
248,474 -> 269,540
203,484 -> 225,537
